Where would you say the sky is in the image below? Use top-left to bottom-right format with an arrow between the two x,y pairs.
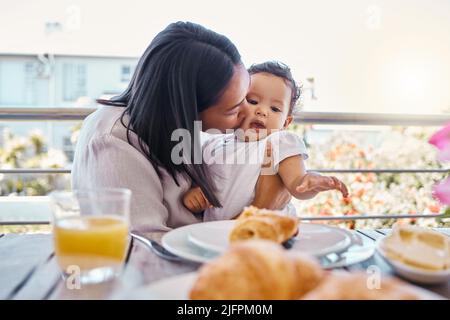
1,0 -> 449,114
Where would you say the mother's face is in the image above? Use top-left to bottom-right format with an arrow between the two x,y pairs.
199,64 -> 250,132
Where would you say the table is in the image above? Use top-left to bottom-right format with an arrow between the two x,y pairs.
0,229 -> 449,300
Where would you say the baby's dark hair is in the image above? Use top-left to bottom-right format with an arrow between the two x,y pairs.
248,61 -> 301,115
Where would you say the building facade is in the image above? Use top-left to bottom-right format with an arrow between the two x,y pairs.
0,53 -> 138,160
0,53 -> 138,107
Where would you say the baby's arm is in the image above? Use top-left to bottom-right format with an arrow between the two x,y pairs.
277,155 -> 349,200
182,187 -> 212,214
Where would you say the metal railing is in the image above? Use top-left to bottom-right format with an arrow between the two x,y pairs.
0,107 -> 95,121
1,107 -> 450,125
1,213 -> 447,226
1,107 -> 448,174
0,107 -> 448,225
0,168 -> 448,174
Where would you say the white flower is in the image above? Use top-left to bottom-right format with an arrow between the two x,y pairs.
40,149 -> 67,168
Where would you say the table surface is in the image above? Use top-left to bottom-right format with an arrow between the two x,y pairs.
0,228 -> 449,300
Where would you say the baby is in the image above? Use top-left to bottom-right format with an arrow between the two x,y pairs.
183,61 -> 348,220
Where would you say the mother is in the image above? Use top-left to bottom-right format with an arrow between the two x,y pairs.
72,21 -> 289,232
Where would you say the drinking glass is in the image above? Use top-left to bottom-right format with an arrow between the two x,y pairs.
49,188 -> 131,284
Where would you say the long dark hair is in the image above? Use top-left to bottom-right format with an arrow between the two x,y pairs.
97,22 -> 242,207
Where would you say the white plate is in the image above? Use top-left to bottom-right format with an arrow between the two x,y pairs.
161,224 -> 219,264
123,271 -> 445,300
376,239 -> 450,285
162,220 -> 372,266
124,273 -> 197,300
186,220 -> 354,257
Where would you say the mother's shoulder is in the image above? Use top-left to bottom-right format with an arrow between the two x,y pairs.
82,106 -> 135,143
77,106 -> 144,156
76,106 -> 155,169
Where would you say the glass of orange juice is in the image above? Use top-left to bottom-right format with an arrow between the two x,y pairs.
49,188 -> 131,284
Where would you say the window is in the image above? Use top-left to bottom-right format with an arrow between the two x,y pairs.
0,61 -> 28,106
121,65 -> 131,82
62,63 -> 86,101
62,135 -> 74,161
24,62 -> 35,105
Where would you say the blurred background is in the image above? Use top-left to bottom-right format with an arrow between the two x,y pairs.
0,0 -> 449,232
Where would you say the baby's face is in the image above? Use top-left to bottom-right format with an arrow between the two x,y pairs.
239,73 -> 293,140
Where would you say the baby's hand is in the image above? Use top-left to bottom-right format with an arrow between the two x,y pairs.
182,187 -> 212,214
295,172 -> 349,198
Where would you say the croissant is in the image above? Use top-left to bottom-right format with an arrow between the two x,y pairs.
301,272 -> 420,300
189,240 -> 323,300
229,206 -> 299,244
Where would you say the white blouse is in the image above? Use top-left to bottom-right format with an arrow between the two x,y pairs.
71,106 -> 202,232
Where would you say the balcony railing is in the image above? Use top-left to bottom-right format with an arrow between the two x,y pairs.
1,107 -> 449,225
1,107 -> 449,175
1,107 -> 450,125
0,168 -> 448,174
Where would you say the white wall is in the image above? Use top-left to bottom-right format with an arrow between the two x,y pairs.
0,0 -> 449,114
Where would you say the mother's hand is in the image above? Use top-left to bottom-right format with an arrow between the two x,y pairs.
251,141 -> 291,210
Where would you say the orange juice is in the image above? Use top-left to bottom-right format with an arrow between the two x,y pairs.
53,215 -> 129,272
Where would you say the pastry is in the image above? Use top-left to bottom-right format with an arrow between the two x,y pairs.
189,240 -> 323,300
301,272 -> 420,300
229,206 -> 299,244
380,225 -> 450,271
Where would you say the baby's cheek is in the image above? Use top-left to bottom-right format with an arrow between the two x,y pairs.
268,116 -> 286,131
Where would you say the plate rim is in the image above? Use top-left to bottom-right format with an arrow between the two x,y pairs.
161,221 -> 370,266
185,220 -> 355,257
375,238 -> 450,279
161,223 -> 218,264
